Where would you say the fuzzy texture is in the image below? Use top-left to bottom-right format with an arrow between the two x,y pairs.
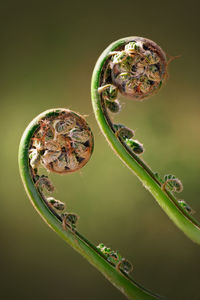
29,109 -> 93,174
103,38 -> 167,101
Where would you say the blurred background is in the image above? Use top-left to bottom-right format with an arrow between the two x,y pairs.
1,0 -> 200,299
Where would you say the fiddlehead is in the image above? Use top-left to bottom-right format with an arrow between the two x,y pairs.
19,108 -> 162,300
91,37 -> 200,245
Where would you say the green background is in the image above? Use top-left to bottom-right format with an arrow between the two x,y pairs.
1,1 -> 200,299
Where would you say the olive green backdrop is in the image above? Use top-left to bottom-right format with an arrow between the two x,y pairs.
1,1 -> 200,299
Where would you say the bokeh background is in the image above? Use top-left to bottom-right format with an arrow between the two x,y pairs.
1,1 -> 200,299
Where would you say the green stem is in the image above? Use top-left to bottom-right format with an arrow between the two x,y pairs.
18,109 -> 162,300
91,37 -> 200,245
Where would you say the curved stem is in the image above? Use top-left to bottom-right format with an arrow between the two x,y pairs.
91,37 -> 200,245
18,109 -> 162,300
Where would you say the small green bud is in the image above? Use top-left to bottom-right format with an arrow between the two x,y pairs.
107,250 -> 122,265
106,99 -> 121,113
178,200 -> 194,214
47,197 -> 65,211
119,258 -> 133,274
97,243 -> 105,250
116,127 -> 135,140
126,139 -> 144,154
99,84 -> 118,101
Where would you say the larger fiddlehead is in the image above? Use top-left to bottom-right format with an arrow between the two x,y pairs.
91,36 -> 200,245
18,108 -> 162,300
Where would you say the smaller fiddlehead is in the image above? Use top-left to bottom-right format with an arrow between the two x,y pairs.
29,110 -> 93,175
97,243 -> 133,274
162,175 -> 183,193
19,108 -> 162,300
91,37 -> 200,245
